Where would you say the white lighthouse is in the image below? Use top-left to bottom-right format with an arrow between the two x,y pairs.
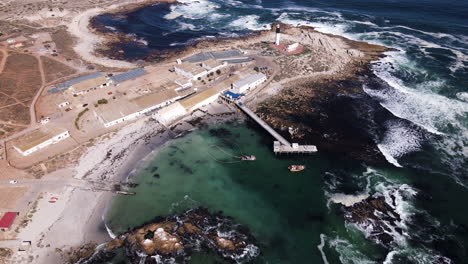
275,24 -> 281,45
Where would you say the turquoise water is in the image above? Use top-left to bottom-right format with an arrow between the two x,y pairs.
104,122 -> 447,263
107,122 -> 329,262
92,0 -> 468,261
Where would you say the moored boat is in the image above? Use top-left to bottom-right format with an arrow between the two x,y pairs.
241,155 -> 256,161
288,165 -> 305,172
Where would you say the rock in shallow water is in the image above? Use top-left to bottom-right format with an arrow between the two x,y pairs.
80,208 -> 259,264
343,194 -> 402,246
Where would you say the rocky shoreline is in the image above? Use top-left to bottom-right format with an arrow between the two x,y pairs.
75,208 -> 259,264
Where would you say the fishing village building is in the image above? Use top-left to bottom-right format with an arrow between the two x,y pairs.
0,212 -> 19,231
51,72 -> 112,95
110,68 -> 148,85
155,102 -> 187,126
94,88 -> 193,128
12,127 -> 70,156
201,60 -> 228,74
174,62 -> 208,80
231,73 -> 267,93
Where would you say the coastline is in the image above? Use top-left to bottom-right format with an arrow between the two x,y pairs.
67,0 -> 178,69
10,103 -> 240,263
3,1 -> 395,263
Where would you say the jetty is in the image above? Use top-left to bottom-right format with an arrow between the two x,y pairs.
233,101 -> 317,154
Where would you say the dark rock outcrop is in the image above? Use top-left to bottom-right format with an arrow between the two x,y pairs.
79,208 -> 259,264
343,194 -> 402,247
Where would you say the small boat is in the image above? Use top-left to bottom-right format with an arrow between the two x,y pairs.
288,165 -> 305,172
241,155 -> 256,161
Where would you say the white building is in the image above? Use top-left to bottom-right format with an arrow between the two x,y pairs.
154,102 -> 187,126
95,89 -> 192,128
201,60 -> 228,74
275,24 -> 281,45
287,43 -> 300,52
13,127 -> 70,156
231,73 -> 267,94
60,73 -> 112,95
174,62 -> 208,80
173,76 -> 193,89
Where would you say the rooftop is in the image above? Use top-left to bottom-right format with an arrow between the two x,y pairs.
202,59 -> 224,69
175,63 -> 207,76
211,50 -> 243,59
57,72 -> 103,89
71,75 -> 108,93
131,89 -> 179,109
95,101 -> 141,124
222,57 -> 252,64
179,83 -> 228,110
160,80 -> 180,91
182,50 -> 243,63
110,68 -> 148,84
0,212 -> 18,229
233,73 -> 267,88
13,126 -> 68,152
158,102 -> 186,116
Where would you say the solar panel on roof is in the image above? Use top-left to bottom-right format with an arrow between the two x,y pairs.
211,50 -> 242,59
110,68 -> 148,84
222,58 -> 252,64
183,50 -> 243,63
182,52 -> 214,63
56,72 -> 103,90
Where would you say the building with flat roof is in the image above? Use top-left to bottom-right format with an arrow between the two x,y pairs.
69,74 -> 110,95
155,102 -> 187,126
174,63 -> 207,80
287,43 -> 300,52
12,127 -> 70,156
55,72 -> 103,92
180,85 -> 227,112
231,73 -> 267,94
0,212 -> 19,231
110,68 -> 148,84
182,50 -> 243,63
201,60 -> 227,74
173,76 -> 192,89
94,89 -> 193,128
94,101 -> 141,128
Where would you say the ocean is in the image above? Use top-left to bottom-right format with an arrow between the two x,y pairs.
94,0 -> 468,263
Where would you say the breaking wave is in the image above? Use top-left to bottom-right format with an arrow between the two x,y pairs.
376,120 -> 424,167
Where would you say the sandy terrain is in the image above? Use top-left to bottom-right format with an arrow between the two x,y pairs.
1,102 -> 237,264
68,7 -> 136,69
0,1 -> 391,263
0,53 -> 42,138
0,187 -> 28,209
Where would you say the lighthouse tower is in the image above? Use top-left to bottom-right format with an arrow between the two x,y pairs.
275,24 -> 281,45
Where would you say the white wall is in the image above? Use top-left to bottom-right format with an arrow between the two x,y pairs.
234,76 -> 267,93
15,130 -> 70,156
102,99 -> 178,128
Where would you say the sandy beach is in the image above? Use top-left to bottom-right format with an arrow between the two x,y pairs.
3,102 -> 238,263
68,7 -> 137,69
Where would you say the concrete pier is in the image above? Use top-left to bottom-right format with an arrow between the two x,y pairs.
234,101 -> 317,154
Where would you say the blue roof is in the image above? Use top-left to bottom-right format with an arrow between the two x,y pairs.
57,72 -> 103,89
224,91 -> 242,99
110,68 -> 148,84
